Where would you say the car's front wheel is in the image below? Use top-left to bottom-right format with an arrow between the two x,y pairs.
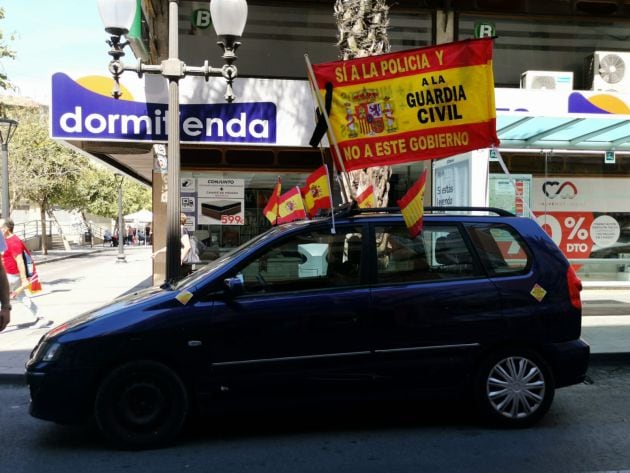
94,360 -> 189,449
474,349 -> 554,427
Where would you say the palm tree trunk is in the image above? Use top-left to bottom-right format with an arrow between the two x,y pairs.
334,0 -> 392,207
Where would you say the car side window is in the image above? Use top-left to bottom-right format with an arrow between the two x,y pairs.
232,226 -> 364,295
376,224 -> 478,283
466,224 -> 530,276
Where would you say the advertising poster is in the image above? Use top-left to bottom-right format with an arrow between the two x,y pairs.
432,153 -> 470,206
197,177 -> 245,225
489,174 -> 531,217
531,177 -> 629,263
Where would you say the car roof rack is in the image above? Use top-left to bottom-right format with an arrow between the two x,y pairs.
333,203 -> 515,218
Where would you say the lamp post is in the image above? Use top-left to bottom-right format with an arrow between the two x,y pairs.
0,118 -> 18,219
114,173 -> 126,263
98,0 -> 248,283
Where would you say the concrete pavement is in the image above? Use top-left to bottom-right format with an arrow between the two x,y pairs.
0,245 -> 153,382
0,246 -> 629,384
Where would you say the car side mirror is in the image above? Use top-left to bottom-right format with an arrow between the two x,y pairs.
223,276 -> 244,296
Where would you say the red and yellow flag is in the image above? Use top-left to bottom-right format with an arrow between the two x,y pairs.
277,186 -> 307,224
263,178 -> 282,225
356,185 -> 375,208
397,169 -> 428,238
310,38 -> 498,172
302,165 -> 332,217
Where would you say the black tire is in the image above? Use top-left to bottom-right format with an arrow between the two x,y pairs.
94,360 -> 189,449
474,349 -> 555,427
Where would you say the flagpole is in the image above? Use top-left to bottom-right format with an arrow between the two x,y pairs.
324,164 -> 336,234
304,53 -> 354,203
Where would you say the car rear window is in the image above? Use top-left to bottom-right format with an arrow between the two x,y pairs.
466,224 -> 531,276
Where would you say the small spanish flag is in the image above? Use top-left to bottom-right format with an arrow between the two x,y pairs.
356,184 -> 375,209
263,178 -> 282,225
397,169 -> 428,238
28,270 -> 42,294
278,187 -> 307,224
302,165 -> 332,218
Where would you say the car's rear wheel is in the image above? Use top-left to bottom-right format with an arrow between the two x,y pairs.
94,360 -> 189,449
474,349 -> 554,427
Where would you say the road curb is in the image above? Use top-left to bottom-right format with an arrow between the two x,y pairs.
588,352 -> 630,364
33,248 -> 108,265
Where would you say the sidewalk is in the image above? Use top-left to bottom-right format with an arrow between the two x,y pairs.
0,245 -> 153,383
0,247 -> 629,383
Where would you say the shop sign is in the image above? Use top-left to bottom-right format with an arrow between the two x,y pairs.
495,88 -> 630,117
50,73 -> 280,145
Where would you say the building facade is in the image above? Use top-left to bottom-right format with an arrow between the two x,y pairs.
52,0 -> 630,282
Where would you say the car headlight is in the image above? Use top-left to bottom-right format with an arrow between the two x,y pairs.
31,341 -> 63,363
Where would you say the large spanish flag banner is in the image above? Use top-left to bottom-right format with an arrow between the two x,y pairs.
310,38 -> 498,172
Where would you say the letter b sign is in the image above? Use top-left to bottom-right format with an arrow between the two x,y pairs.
193,9 -> 211,29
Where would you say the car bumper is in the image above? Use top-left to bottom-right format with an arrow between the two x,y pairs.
543,338 -> 590,388
27,366 -> 98,425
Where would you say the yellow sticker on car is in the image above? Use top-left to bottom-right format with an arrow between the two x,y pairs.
530,284 -> 547,302
175,290 -> 193,305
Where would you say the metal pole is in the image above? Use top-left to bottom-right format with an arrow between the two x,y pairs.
165,0 -> 182,283
1,143 -> 9,218
117,179 -> 126,263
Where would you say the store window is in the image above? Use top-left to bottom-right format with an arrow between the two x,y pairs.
489,151 -> 630,281
181,170 -> 323,261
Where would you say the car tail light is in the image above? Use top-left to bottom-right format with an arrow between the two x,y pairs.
567,265 -> 582,310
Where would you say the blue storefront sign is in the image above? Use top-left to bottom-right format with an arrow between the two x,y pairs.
50,73 -> 277,144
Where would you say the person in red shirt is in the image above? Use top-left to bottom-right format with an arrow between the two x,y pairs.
0,230 -> 12,331
1,219 -> 52,328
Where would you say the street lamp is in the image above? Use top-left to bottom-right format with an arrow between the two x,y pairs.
114,173 -> 126,263
98,0 -> 248,283
0,118 -> 18,219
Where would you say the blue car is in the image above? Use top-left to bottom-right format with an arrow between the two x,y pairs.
27,207 -> 589,448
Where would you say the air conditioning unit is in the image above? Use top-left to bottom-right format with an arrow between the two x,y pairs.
520,71 -> 574,90
585,51 -> 630,92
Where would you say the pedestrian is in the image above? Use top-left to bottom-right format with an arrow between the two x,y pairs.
0,229 -> 13,332
0,219 -> 52,328
151,213 -> 194,276
180,213 -> 192,265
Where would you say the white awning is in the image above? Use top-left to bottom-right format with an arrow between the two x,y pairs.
495,88 -> 630,151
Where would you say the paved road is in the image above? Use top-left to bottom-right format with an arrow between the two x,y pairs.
0,361 -> 629,472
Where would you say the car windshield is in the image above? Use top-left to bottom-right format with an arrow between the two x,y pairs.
171,225 -> 288,290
